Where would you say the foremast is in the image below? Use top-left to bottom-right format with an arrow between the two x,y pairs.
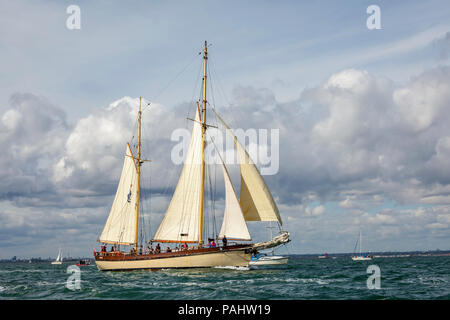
199,41 -> 208,246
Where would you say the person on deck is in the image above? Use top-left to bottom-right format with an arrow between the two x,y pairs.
222,235 -> 227,247
155,243 -> 161,254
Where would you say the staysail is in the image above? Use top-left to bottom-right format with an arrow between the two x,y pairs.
213,109 -> 283,225
99,144 -> 138,245
218,154 -> 251,241
152,106 -> 203,243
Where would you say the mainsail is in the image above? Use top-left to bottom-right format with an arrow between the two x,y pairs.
152,107 -> 203,243
99,144 -> 138,245
213,109 -> 283,225
218,155 -> 251,241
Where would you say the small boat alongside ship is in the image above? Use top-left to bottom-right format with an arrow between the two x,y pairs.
94,42 -> 290,271
249,253 -> 289,266
249,222 -> 289,266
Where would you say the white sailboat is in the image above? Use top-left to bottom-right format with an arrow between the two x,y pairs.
351,230 -> 372,261
51,249 -> 63,265
94,42 -> 290,271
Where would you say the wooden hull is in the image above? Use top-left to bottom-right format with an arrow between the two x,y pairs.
94,246 -> 252,271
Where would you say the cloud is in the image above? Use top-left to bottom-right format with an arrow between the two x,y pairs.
360,25 -> 450,63
271,66 -> 450,207
0,93 -> 68,200
1,65 -> 450,257
433,31 -> 450,60
216,65 -> 450,252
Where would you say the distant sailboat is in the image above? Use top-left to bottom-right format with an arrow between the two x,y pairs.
51,249 -> 63,265
318,252 -> 328,259
351,230 -> 372,261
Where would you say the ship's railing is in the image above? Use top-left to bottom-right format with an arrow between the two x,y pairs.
94,242 -> 251,258
94,250 -> 125,257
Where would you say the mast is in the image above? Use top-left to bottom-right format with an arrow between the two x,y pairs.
134,96 -> 142,250
199,41 -> 207,246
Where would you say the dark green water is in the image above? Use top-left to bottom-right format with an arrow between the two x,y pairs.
0,256 -> 449,299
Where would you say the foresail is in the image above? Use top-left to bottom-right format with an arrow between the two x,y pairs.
213,109 -> 283,225
99,144 -> 138,245
153,106 -> 203,243
218,158 -> 251,241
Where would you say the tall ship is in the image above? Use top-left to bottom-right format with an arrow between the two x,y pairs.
94,42 -> 290,271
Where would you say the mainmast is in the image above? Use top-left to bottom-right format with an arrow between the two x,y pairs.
134,96 -> 142,250
199,41 -> 208,246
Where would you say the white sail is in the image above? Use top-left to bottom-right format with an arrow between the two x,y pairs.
56,249 -> 62,262
99,144 -> 138,245
153,106 -> 203,243
218,159 -> 251,241
213,109 -> 283,225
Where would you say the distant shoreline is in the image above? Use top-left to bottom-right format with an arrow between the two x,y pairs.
290,249 -> 450,259
2,249 -> 449,263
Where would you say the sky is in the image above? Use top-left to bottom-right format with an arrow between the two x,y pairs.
1,0 -> 450,259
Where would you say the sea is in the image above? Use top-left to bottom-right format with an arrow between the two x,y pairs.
0,255 -> 449,300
